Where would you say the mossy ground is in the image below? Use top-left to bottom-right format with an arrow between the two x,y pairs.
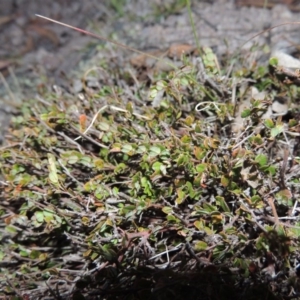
1,40 -> 300,300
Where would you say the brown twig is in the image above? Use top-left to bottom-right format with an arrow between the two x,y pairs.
267,197 -> 279,226
35,14 -> 177,70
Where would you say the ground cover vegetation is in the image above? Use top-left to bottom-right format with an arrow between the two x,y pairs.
2,2 -> 300,300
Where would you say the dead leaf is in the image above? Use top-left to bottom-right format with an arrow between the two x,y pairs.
168,44 -> 195,59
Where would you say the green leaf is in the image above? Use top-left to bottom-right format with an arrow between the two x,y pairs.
35,211 -> 44,223
114,163 -> 127,175
152,161 -> 167,175
194,241 -> 208,251
194,147 -> 206,160
181,135 -> 192,144
121,144 -> 134,154
255,154 -> 268,167
137,145 -> 147,154
267,165 -> 277,176
215,196 -> 230,212
221,175 -> 230,187
271,124 -> 284,137
141,177 -> 153,196
29,250 -> 41,259
156,80 -> 167,91
176,188 -> 186,204
287,222 -> 300,238
289,119 -> 298,128
152,161 -> 162,172
43,211 -> 54,222
251,134 -> 263,145
167,215 -> 180,223
203,203 -> 217,213
162,206 -> 173,214
47,153 -> 59,186
20,250 -> 29,257
269,57 -> 278,67
98,122 -> 110,131
194,220 -> 204,230
241,109 -> 251,118
196,163 -> 207,173
250,195 -> 263,207
149,146 -> 161,157
264,118 -> 274,129
5,225 -> 17,234
68,155 -> 79,164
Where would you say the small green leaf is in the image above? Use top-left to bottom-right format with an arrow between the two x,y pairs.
167,215 -> 178,222
264,118 -> 274,129
203,203 -> 218,213
255,154 -> 268,167
141,177 -> 153,196
241,109 -> 251,118
271,124 -> 284,137
47,153 -> 59,186
121,144 -> 134,154
289,119 -> 298,128
176,188 -> 186,204
196,163 -> 207,173
287,222 -> 300,238
269,57 -> 278,67
162,206 -> 173,214
194,220 -> 204,230
251,134 -> 263,145
20,250 -> 29,257
215,196 -> 230,212
98,122 -> 110,131
221,175 -> 230,187
267,165 -> 277,176
149,88 -> 158,99
68,155 -> 79,164
152,161 -> 162,172
250,195 -> 262,205
43,211 -> 54,222
194,147 -> 206,160
114,163 -> 127,175
29,250 -> 41,259
194,241 -> 208,251
35,211 -> 44,223
156,80 -> 167,91
181,135 -> 192,144
149,146 -> 161,157
5,225 -> 17,234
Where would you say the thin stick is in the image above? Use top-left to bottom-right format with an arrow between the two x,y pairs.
267,197 -> 279,226
35,14 -> 177,69
240,21 -> 300,49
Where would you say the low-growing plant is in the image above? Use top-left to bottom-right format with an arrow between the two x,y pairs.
2,3 -> 300,300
